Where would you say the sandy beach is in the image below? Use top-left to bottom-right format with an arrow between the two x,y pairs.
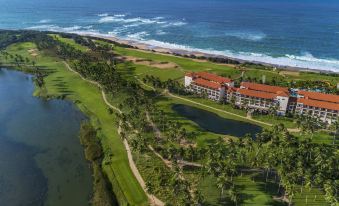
81,33 -> 336,74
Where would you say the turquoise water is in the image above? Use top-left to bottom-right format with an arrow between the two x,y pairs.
0,69 -> 92,206
1,0 -> 339,72
172,104 -> 262,137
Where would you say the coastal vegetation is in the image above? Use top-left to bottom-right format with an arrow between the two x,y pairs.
79,122 -> 118,206
0,30 -> 338,206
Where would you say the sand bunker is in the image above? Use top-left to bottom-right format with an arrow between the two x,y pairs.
280,70 -> 300,77
122,56 -> 179,69
28,49 -> 39,57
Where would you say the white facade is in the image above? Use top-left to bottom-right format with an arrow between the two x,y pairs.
189,83 -> 225,101
276,96 -> 289,115
229,92 -> 289,115
226,82 -> 235,87
295,103 -> 338,124
184,75 -> 193,87
233,93 -> 275,111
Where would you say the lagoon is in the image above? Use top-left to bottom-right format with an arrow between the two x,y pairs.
0,69 -> 92,206
172,104 -> 262,138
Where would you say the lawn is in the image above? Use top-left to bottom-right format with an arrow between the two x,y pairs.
3,42 -> 148,206
49,34 -> 89,52
198,171 -> 328,206
113,46 -> 241,78
293,130 -> 337,145
198,172 -> 286,206
3,37 -> 331,206
112,44 -> 338,84
116,61 -> 184,81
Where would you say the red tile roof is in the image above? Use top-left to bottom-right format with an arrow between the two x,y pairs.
298,90 -> 339,104
241,82 -> 289,94
186,71 -> 233,84
297,98 -> 339,111
185,72 -> 194,78
227,86 -> 238,93
238,88 -> 277,100
196,72 -> 233,84
194,78 -> 222,90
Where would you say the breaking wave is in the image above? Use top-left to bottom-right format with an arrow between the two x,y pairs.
27,24 -> 97,33
131,39 -> 339,72
97,14 -> 186,28
38,19 -> 51,24
25,24 -> 339,72
224,31 -> 267,41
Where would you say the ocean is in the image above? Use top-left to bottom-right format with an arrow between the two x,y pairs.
1,0 -> 339,72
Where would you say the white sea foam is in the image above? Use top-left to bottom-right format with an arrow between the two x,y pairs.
224,31 -> 267,41
134,39 -> 339,72
98,13 -> 109,17
98,16 -> 116,23
97,14 -> 185,28
153,17 -> 165,20
38,19 -> 51,24
126,31 -> 149,40
156,30 -> 167,35
114,14 -> 126,17
26,24 -> 97,34
24,24 -> 339,72
161,21 -> 187,28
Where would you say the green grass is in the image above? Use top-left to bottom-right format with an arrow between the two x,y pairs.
252,114 -> 297,129
3,37 -> 331,206
49,34 -> 89,52
113,46 -> 241,78
132,150 -> 176,204
294,130 -> 337,145
112,44 -> 339,84
114,57 -> 297,129
198,172 -> 287,206
155,96 -> 224,147
117,61 -> 184,81
198,172 -> 327,206
3,42 -> 148,206
293,186 -> 328,206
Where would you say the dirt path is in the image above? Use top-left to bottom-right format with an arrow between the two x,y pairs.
63,61 -> 165,206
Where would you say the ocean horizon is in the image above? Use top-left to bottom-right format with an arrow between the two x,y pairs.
1,0 -> 339,72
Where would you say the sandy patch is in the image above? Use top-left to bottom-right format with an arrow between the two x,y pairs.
280,70 -> 300,76
179,139 -> 197,148
28,49 -> 39,57
121,56 -> 179,69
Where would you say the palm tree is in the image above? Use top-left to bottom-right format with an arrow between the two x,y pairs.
228,185 -> 240,206
193,190 -> 205,206
330,118 -> 338,145
146,180 -> 155,194
216,173 -> 230,200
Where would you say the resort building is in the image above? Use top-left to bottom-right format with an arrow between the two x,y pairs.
294,90 -> 339,124
184,71 -> 339,124
184,72 -> 233,101
230,82 -> 290,115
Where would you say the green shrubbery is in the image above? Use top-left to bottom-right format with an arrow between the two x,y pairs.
79,122 -> 118,206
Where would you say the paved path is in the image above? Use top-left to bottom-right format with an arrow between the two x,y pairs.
146,111 -> 204,168
137,78 -> 300,132
63,61 -> 165,206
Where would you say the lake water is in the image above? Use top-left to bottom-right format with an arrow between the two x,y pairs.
172,104 -> 262,137
1,0 -> 339,72
0,69 -> 92,206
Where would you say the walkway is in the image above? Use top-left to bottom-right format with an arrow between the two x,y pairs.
137,78 -> 300,132
63,61 -> 165,206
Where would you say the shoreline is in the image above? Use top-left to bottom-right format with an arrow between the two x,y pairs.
79,32 -> 337,74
